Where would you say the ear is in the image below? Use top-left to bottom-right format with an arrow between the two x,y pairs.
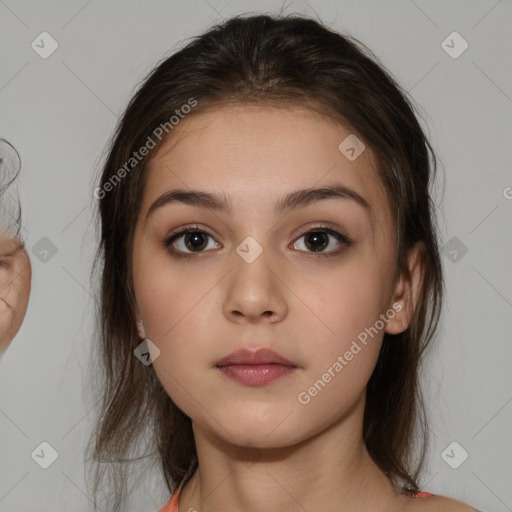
133,309 -> 147,340
384,242 -> 425,335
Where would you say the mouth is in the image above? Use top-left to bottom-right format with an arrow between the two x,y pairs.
215,348 -> 298,386
215,363 -> 297,386
215,347 -> 297,367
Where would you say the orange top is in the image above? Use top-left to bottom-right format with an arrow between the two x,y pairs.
412,491 -> 435,498
157,484 -> 433,511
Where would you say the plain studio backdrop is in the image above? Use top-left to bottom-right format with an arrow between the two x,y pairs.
0,1 -> 511,511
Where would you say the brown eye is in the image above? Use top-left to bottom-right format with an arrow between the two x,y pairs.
182,232 -> 209,252
164,228 -> 220,257
293,227 -> 352,256
304,231 -> 329,252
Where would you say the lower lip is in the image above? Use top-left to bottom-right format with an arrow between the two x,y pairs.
216,364 -> 297,385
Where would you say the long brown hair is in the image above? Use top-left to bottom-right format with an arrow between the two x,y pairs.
86,13 -> 444,511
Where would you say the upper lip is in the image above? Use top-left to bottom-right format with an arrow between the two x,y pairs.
215,348 -> 297,367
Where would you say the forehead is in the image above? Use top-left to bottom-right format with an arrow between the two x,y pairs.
143,104 -> 392,231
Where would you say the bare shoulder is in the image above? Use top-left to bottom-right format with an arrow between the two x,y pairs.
403,494 -> 483,512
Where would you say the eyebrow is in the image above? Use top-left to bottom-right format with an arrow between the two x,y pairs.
145,184 -> 373,225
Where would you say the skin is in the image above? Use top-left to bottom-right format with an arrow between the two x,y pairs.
0,230 -> 31,356
132,105 -> 475,512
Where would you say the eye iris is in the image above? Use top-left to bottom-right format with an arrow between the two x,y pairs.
185,232 -> 208,251
305,232 -> 328,252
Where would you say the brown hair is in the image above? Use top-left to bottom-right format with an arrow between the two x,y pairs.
86,13 -> 444,511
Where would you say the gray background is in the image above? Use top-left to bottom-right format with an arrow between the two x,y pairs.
0,1 -> 511,511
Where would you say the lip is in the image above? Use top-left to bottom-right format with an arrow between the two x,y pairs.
216,364 -> 297,385
215,348 -> 298,386
215,348 -> 297,367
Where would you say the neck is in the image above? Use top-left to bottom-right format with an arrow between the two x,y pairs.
177,392 -> 406,512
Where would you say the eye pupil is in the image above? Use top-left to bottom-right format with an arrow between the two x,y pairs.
305,232 -> 328,252
185,232 -> 208,251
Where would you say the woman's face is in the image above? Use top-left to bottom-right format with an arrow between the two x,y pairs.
0,230 -> 31,355
132,104 -> 421,448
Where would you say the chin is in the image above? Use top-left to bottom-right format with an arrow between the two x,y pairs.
217,412 -> 310,450
230,430 -> 306,452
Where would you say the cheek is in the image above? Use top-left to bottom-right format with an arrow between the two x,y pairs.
0,293 -> 16,352
132,249 -> 218,414
133,240 -> 194,332
133,256 -> 219,342
149,305 -> 216,420
0,296 -> 13,327
291,261 -> 387,400
294,254 -> 388,345
294,281 -> 384,424
11,255 -> 31,316
0,260 -> 30,342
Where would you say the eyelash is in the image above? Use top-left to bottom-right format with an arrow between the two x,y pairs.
162,223 -> 352,259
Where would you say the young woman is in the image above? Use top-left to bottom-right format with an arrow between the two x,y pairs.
87,14 -> 481,512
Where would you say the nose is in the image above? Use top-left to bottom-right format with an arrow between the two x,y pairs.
223,245 -> 288,324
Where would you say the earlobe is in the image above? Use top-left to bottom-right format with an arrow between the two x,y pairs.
384,242 -> 425,336
133,300 -> 147,339
134,311 -> 146,339
136,319 -> 146,339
